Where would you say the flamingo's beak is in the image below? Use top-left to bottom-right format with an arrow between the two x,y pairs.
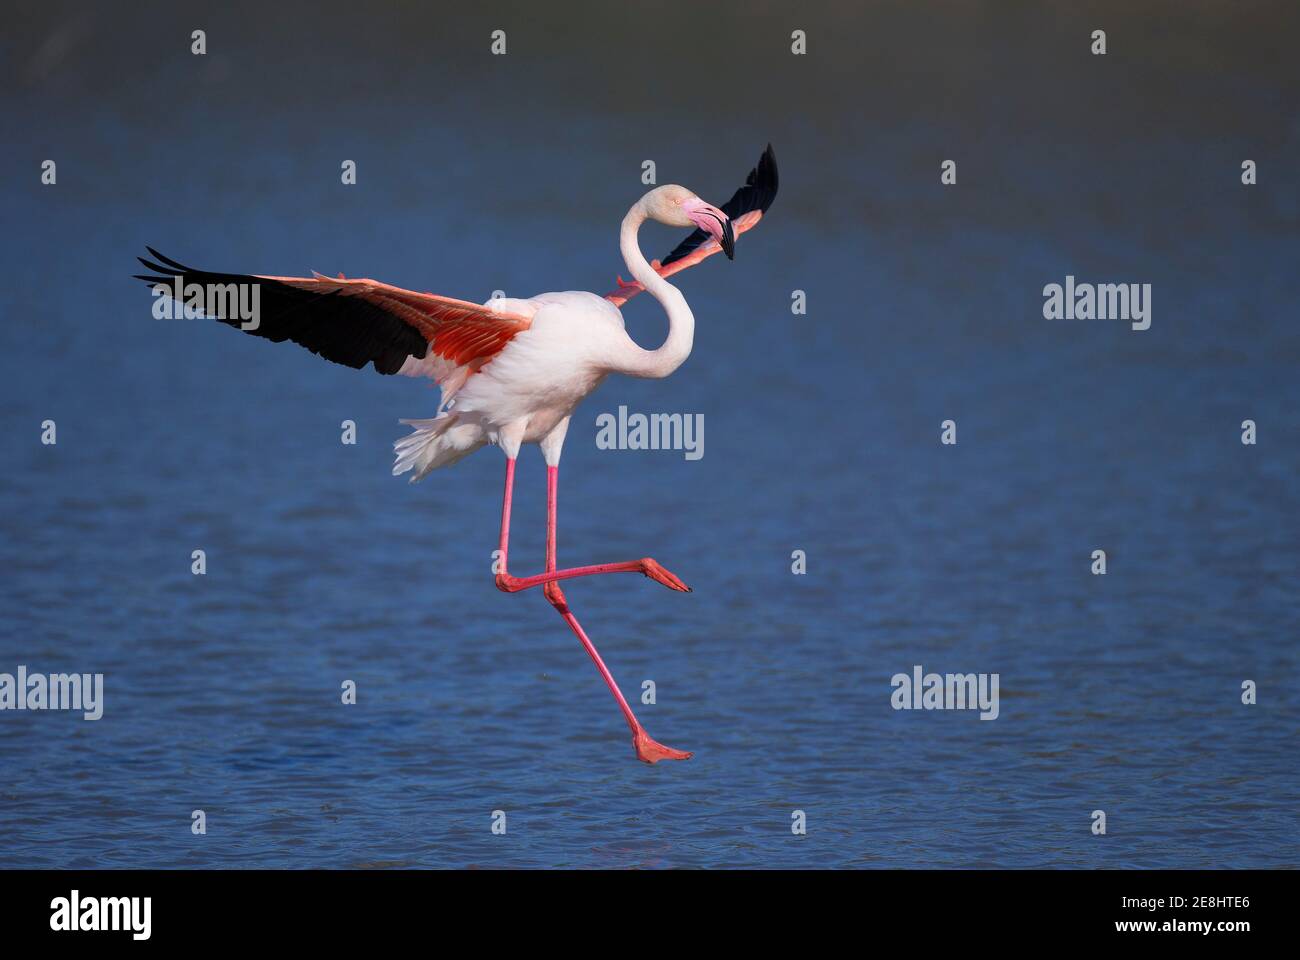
683,199 -> 735,260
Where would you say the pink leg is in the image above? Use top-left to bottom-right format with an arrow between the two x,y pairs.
496,459 -> 691,764
499,557 -> 690,593
494,460 -> 690,594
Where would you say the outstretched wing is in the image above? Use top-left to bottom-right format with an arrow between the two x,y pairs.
134,248 -> 533,376
604,144 -> 779,307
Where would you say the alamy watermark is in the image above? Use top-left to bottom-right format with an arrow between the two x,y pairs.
0,665 -> 103,720
1043,275 -> 1151,331
50,890 -> 150,940
150,277 -> 261,331
595,405 -> 703,460
891,665 -> 999,720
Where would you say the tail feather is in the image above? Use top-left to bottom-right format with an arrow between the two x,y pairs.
393,414 -> 485,482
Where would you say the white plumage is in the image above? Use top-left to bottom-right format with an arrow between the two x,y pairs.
393,291 -> 623,481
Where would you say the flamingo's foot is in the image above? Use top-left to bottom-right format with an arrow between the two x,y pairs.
633,729 -> 693,764
640,558 -> 691,593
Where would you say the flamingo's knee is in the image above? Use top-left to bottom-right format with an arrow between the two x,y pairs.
543,580 -> 567,609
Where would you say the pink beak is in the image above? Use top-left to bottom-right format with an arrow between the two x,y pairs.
681,198 -> 735,259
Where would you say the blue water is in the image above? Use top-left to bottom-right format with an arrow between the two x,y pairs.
1,2 -> 1297,868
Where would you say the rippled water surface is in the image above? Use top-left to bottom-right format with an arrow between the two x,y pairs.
1,2 -> 1297,868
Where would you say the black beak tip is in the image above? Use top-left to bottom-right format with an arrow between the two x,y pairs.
722,220 -> 736,260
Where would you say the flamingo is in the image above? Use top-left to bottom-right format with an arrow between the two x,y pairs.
135,145 -> 778,763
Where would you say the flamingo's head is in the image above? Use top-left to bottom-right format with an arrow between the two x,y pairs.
643,184 -> 735,259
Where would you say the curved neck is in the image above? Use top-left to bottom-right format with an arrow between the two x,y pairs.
613,202 -> 695,379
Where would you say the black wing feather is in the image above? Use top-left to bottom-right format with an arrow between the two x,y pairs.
660,144 -> 779,268
134,252 -> 428,375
